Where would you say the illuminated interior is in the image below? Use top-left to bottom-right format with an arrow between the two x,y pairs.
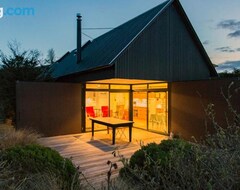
148,91 -> 168,133
85,91 -> 109,131
133,91 -> 147,129
85,79 -> 168,135
110,92 -> 129,120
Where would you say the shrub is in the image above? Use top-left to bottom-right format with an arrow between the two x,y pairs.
120,129 -> 240,189
129,139 -> 192,169
120,139 -> 193,188
120,134 -> 240,189
0,129 -> 40,150
1,144 -> 81,190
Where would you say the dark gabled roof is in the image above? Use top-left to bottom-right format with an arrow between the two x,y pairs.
51,0 -> 171,78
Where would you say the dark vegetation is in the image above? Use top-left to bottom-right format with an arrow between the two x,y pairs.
0,41 -> 54,123
0,130 -> 81,190
1,144 -> 80,189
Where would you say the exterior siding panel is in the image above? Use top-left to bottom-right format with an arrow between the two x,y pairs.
16,82 -> 82,136
170,78 -> 240,141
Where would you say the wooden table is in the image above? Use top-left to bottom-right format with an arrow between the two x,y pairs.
90,117 -> 134,145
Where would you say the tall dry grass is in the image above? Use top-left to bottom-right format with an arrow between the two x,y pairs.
0,129 -> 40,150
0,159 -> 64,190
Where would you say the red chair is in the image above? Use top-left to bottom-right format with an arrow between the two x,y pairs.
86,106 -> 96,118
101,106 -> 109,117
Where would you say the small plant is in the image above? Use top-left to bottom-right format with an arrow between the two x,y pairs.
106,151 -> 118,190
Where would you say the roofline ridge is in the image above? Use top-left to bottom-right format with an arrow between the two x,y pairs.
108,0 -> 174,66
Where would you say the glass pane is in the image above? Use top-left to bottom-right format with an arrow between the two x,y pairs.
110,92 -> 129,120
148,91 -> 168,134
133,92 -> 147,129
85,91 -> 109,131
110,85 -> 130,89
132,84 -> 147,90
86,84 -> 109,89
149,83 -> 168,89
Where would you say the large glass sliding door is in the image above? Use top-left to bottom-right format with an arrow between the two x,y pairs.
133,92 -> 147,129
148,91 -> 168,134
85,91 -> 109,131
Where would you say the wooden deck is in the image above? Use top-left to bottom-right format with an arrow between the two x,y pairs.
39,128 -> 168,188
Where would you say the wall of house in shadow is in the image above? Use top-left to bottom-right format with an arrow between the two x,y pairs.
16,82 -> 82,136
170,78 -> 240,141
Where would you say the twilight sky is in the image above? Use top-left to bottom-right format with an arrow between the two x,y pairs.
0,0 -> 240,67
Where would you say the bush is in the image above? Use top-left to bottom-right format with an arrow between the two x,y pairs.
129,139 -> 192,169
129,142 -> 163,168
120,139 -> 193,188
1,144 -> 81,190
120,134 -> 240,189
120,131 -> 240,190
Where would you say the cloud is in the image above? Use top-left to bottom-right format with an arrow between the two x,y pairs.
215,46 -> 235,53
216,60 -> 240,73
202,40 -> 210,45
217,19 -> 240,30
228,30 -> 240,38
236,48 -> 240,51
217,20 -> 240,38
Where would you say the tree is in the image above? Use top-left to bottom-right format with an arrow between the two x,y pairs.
45,48 -> 56,65
219,68 -> 240,78
0,41 -> 50,123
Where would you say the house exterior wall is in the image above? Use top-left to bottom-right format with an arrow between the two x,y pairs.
114,3 -> 215,81
170,78 -> 240,141
16,82 -> 82,136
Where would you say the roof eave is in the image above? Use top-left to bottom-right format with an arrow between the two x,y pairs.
53,64 -> 113,80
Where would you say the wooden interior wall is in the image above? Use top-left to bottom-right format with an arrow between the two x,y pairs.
16,82 -> 82,136
170,78 -> 240,141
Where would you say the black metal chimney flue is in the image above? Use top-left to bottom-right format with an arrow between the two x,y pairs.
76,13 -> 82,63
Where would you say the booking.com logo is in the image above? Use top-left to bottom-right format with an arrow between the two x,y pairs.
0,7 -> 35,18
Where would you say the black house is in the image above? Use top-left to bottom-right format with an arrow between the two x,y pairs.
17,0 -> 228,140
